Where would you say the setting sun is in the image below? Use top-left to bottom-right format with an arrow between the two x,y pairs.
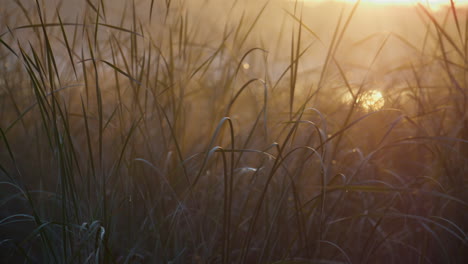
342,90 -> 385,111
359,90 -> 384,111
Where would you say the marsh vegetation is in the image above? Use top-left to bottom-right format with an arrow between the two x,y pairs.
0,0 -> 467,263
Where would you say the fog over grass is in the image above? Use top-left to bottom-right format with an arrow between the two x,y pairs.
0,0 -> 467,263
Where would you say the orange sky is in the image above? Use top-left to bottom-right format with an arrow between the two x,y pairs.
301,0 -> 468,9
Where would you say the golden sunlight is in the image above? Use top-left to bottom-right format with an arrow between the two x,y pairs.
343,90 -> 385,111
301,0 -> 468,9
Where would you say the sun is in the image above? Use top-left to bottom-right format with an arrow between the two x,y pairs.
359,90 -> 385,111
343,90 -> 385,111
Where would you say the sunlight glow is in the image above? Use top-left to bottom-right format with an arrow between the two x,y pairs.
343,90 -> 385,111
301,0 -> 468,9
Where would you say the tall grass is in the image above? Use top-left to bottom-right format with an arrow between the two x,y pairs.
0,0 -> 467,263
